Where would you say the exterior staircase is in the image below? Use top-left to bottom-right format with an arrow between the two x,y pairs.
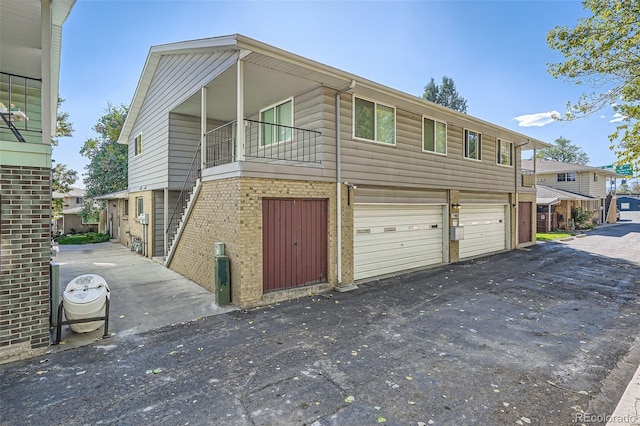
165,147 -> 201,265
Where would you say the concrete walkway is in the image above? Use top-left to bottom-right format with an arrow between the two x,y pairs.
51,242 -> 236,351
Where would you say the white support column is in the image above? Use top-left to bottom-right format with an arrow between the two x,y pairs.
41,0 -> 52,143
201,86 -> 207,171
236,60 -> 245,161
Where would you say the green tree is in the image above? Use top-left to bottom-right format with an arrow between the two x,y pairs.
536,136 -> 590,165
51,96 -> 78,218
52,97 -> 73,147
547,0 -> 640,170
80,103 -> 128,218
52,163 -> 78,217
422,76 -> 468,113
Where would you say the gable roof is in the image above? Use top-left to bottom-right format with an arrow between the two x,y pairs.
536,185 -> 595,205
52,186 -> 85,199
522,158 -> 623,177
118,34 -> 551,151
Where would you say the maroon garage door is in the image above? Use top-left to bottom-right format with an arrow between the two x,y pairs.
262,198 -> 328,292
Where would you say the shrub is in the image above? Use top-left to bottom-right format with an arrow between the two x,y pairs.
57,232 -> 111,245
572,207 -> 596,230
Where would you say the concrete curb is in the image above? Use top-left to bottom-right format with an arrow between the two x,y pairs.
607,362 -> 640,425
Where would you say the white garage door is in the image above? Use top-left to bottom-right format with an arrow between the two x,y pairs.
459,205 -> 507,259
354,204 -> 444,281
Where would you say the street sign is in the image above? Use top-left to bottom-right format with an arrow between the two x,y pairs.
615,164 -> 633,177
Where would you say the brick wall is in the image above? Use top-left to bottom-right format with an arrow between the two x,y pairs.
170,177 -> 353,309
0,165 -> 52,361
170,179 -> 241,294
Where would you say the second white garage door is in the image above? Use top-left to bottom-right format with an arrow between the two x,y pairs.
459,204 -> 507,259
354,204 -> 445,281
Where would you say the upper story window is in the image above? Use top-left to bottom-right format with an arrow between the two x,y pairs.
497,139 -> 513,166
557,172 -> 576,182
260,98 -> 293,146
353,97 -> 395,145
134,133 -> 142,156
423,117 -> 446,154
463,129 -> 482,160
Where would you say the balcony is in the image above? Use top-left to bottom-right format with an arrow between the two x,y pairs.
521,171 -> 535,187
0,72 -> 42,143
204,119 -> 321,168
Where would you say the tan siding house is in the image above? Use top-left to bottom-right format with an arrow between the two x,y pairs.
522,158 -> 621,229
118,34 -> 550,309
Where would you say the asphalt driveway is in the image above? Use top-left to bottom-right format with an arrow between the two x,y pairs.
1,216 -> 639,425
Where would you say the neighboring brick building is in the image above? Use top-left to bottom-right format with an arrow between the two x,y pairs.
0,0 -> 75,362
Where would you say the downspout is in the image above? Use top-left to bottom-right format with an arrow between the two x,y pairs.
335,80 -> 356,285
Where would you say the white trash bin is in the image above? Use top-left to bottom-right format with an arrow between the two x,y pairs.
63,274 -> 110,333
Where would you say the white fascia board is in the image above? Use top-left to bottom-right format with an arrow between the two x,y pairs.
149,34 -> 239,55
52,0 -> 75,26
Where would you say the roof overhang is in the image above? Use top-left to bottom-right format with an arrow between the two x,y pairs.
95,189 -> 129,200
0,0 -> 75,134
118,33 -> 552,151
537,197 -> 561,206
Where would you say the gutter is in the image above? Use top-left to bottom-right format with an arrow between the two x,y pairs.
335,80 -> 356,285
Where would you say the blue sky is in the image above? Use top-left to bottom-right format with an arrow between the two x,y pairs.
57,0 -> 619,187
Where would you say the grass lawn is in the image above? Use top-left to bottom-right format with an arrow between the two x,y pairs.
56,232 -> 111,245
536,232 -> 574,242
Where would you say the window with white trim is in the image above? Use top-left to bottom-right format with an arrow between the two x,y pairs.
124,199 -> 129,217
353,97 -> 395,145
557,172 -> 576,182
423,117 -> 446,154
497,139 -> 513,166
136,197 -> 143,217
463,129 -> 482,160
593,173 -> 598,182
260,98 -> 293,146
134,134 -> 142,156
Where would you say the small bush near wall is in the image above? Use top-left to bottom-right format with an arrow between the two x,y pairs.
572,207 -> 597,230
56,232 -> 111,245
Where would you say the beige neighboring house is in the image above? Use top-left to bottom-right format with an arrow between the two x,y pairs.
0,0 -> 76,361
522,158 -> 622,230
96,189 -> 129,246
52,186 -> 97,234
117,34 -> 551,309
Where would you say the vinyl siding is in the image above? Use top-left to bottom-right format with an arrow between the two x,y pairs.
154,189 -> 180,256
238,85 -> 334,182
154,190 -> 164,256
337,95 -> 521,193
168,113 -> 226,189
537,171 -> 608,198
354,186 -> 447,204
129,51 -> 238,191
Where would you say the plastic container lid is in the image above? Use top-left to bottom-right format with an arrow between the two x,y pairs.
64,274 -> 109,305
